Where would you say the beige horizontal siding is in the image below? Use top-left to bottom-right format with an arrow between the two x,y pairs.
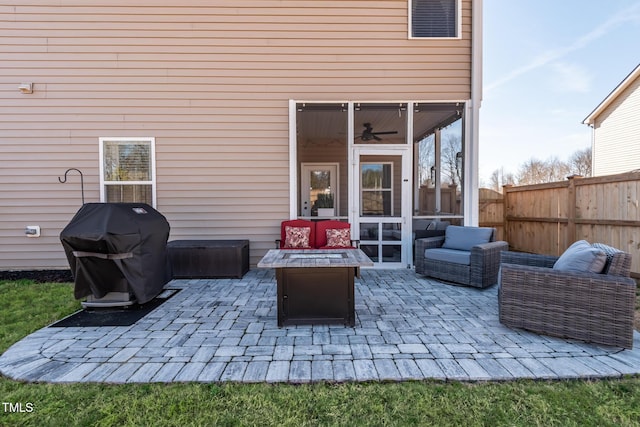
0,0 -> 473,269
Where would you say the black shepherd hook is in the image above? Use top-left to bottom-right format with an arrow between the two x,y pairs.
58,168 -> 85,205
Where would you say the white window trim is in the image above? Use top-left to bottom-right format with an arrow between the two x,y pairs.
408,0 -> 462,40
99,136 -> 157,207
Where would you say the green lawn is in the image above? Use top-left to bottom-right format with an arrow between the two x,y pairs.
1,280 -> 639,427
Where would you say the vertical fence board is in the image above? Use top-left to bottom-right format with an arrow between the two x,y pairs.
478,188 -> 504,240
479,171 -> 640,276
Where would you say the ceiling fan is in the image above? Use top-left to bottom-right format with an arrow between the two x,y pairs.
358,123 -> 398,141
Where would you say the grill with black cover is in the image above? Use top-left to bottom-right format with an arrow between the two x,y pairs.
60,203 -> 171,307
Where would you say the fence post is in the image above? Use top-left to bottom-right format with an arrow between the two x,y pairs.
502,184 -> 513,248
566,175 -> 582,245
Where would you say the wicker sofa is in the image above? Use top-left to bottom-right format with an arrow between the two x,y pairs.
498,243 -> 636,348
415,226 -> 508,288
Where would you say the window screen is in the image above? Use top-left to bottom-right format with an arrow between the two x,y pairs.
411,0 -> 457,38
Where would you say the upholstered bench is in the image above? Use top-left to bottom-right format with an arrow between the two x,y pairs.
276,219 -> 358,249
167,240 -> 249,279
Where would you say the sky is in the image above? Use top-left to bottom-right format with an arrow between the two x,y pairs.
479,0 -> 640,185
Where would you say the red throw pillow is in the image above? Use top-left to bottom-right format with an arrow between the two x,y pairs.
326,228 -> 351,247
284,226 -> 311,248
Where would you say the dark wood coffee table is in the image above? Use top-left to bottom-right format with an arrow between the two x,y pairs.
257,249 -> 373,327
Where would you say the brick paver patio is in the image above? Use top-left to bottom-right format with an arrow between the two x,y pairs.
1,269 -> 639,383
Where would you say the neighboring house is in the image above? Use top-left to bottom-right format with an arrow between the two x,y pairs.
0,0 -> 483,270
583,63 -> 640,176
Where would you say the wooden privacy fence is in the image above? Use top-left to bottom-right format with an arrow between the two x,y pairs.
479,171 -> 640,276
478,188 -> 505,240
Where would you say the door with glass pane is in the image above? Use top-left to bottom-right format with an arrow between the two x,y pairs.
301,163 -> 338,218
354,151 -> 410,267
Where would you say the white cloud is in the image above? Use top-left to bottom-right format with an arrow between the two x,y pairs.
550,62 -> 592,93
485,3 -> 640,94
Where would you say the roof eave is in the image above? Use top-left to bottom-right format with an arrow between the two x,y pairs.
583,63 -> 640,126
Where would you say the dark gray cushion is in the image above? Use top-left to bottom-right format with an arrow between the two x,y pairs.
442,226 -> 493,251
435,221 -> 450,230
413,219 -> 432,231
591,242 -> 623,275
414,230 -> 446,239
553,240 -> 607,273
424,248 -> 470,265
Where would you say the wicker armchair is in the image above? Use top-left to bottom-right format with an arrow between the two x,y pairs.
498,244 -> 636,348
415,226 -> 508,288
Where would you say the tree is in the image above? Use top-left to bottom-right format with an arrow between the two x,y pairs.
488,167 -> 516,191
441,133 -> 462,187
418,135 -> 435,186
516,158 -> 551,185
568,147 -> 592,177
546,157 -> 572,182
487,146 -> 592,190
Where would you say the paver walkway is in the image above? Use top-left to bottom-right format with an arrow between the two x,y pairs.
1,269 -> 639,383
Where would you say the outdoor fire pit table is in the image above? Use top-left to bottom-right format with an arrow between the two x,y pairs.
257,248 -> 373,327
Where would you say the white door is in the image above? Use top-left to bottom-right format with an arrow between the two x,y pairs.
352,148 -> 411,268
301,163 -> 339,218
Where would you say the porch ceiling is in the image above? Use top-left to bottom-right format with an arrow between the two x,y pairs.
296,102 -> 462,144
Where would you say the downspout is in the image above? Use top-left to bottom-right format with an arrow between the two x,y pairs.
464,0 -> 483,226
434,128 -> 442,215
289,100 -> 298,219
589,122 -> 596,176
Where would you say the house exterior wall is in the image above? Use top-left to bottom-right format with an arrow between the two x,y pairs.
592,74 -> 640,176
0,0 -> 474,269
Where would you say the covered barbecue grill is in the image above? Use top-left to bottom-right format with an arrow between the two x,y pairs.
60,203 -> 171,307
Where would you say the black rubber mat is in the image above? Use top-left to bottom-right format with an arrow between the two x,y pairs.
49,289 -> 180,327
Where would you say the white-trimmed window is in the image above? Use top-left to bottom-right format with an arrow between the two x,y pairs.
99,137 -> 156,207
361,163 -> 393,216
410,0 -> 459,38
